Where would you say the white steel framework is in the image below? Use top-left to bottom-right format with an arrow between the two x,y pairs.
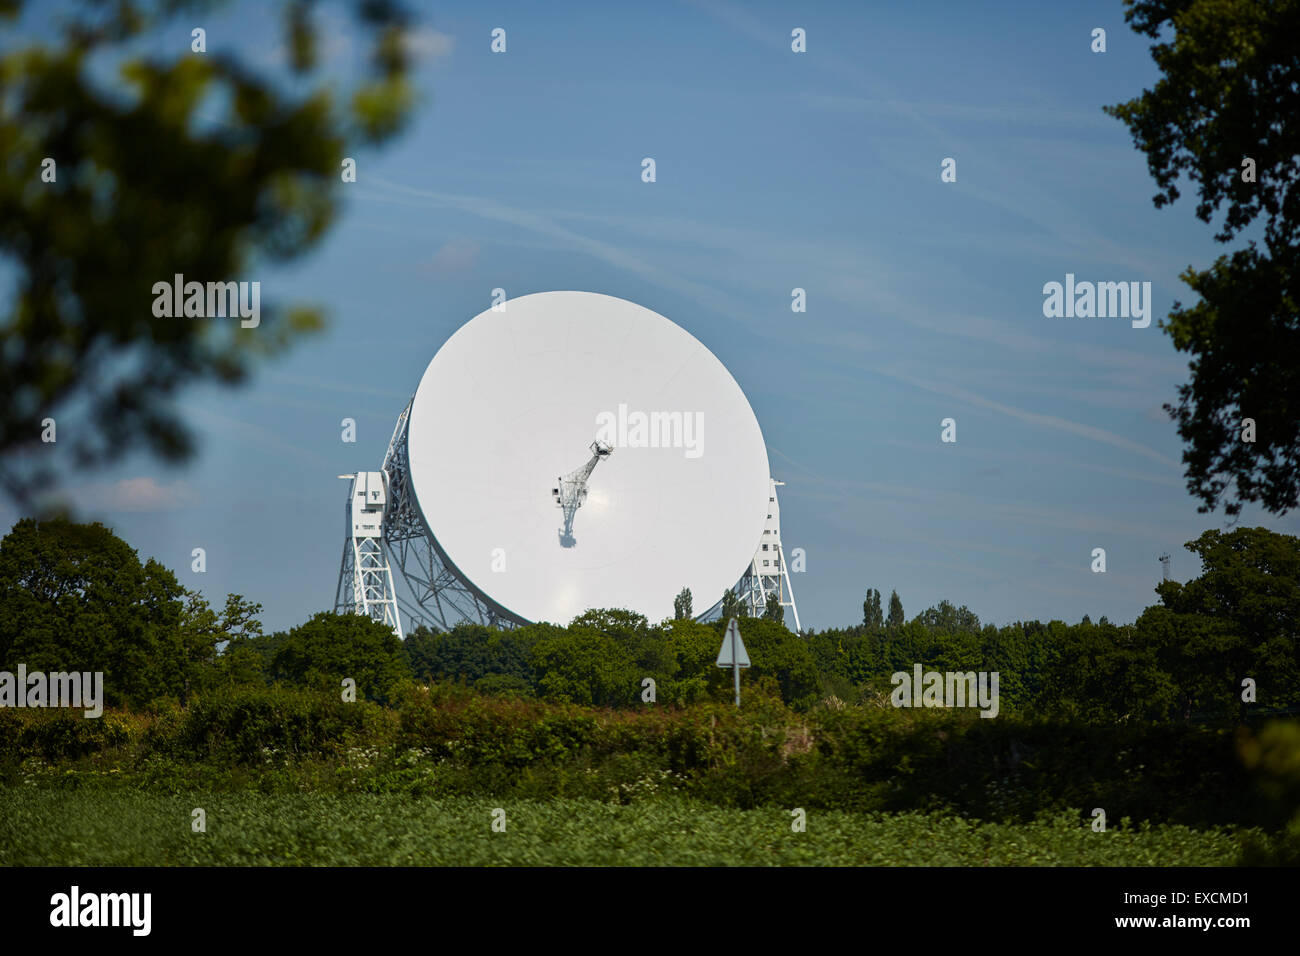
334,470 -> 402,635
336,411 -> 800,638
707,478 -> 801,631
335,400 -> 521,638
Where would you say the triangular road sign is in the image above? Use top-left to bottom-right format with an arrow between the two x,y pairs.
716,617 -> 751,668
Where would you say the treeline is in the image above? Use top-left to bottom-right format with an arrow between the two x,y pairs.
1,518 -> 1297,725
380,524 -> 1300,725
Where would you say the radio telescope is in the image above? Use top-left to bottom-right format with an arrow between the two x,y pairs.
335,291 -> 800,634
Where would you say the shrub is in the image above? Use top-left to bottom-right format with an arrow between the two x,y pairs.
174,686 -> 395,764
269,612 -> 410,703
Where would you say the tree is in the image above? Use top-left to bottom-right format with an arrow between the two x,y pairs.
1039,618 -> 1179,723
218,594 -> 264,647
1143,526 -> 1300,720
204,593 -> 266,688
403,622 -> 536,690
734,617 -> 819,708
913,599 -> 981,635
1138,606 -> 1247,721
529,626 -> 637,707
402,624 -> 441,681
270,612 -> 410,703
176,590 -> 222,698
661,618 -> 728,704
169,591 -> 267,693
1156,527 -> 1300,643
764,592 -> 784,624
1105,0 -> 1300,517
862,588 -> 883,629
570,608 -> 675,681
0,517 -> 203,705
673,586 -> 693,620
886,590 -> 905,630
0,0 -> 416,505
720,588 -> 745,620
403,622 -> 494,683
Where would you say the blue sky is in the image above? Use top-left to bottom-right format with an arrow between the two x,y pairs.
6,0 -> 1297,633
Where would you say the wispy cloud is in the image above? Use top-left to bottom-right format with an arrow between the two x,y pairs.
516,205 -> 1187,387
791,473 -> 1178,541
428,237 -> 480,274
60,477 -> 197,513
686,0 -> 1178,283
265,372 -> 411,401
182,404 -> 334,468
797,93 -> 1117,132
870,367 -> 1181,469
361,177 -> 745,321
405,26 -> 455,64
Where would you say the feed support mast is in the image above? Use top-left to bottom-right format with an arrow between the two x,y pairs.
335,470 -> 402,637
735,478 -> 801,631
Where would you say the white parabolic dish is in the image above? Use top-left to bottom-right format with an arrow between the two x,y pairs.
405,291 -> 771,624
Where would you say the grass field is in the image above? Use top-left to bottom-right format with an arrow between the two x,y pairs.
0,789 -> 1252,866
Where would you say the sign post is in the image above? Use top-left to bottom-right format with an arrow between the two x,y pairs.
715,617 -> 750,707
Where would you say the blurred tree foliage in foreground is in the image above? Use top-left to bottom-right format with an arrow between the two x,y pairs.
0,0 -> 417,505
